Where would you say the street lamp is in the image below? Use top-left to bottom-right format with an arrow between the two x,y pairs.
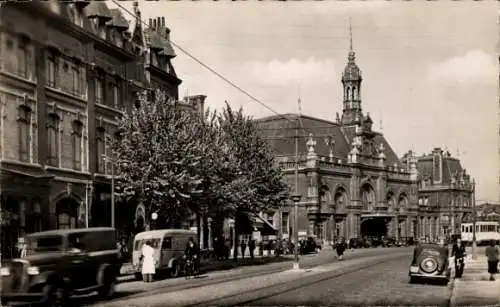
291,194 -> 301,269
471,179 -> 477,260
151,212 -> 158,230
292,119 -> 301,270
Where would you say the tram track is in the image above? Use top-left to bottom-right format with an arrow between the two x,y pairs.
186,252 -> 410,307
85,248 -> 412,307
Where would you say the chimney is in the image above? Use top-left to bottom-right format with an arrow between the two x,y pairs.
161,17 -> 165,28
149,18 -> 153,28
153,19 -> 157,30
157,17 -> 162,30
165,27 -> 171,41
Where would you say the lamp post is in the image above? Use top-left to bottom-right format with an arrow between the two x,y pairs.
291,119 -> 301,270
471,179 -> 477,260
151,212 -> 158,230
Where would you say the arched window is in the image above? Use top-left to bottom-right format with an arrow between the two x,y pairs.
17,105 -> 31,162
96,127 -> 106,173
72,120 -> 83,171
352,86 -> 357,100
361,185 -> 375,211
346,87 -> 351,101
46,113 -> 60,167
56,199 -> 78,230
334,189 -> 347,211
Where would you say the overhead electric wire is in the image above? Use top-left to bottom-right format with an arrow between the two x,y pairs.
111,0 -> 328,142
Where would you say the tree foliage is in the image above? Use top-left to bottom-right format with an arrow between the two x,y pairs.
112,91 -> 288,227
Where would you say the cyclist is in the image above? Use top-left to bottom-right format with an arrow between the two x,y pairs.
184,237 -> 200,276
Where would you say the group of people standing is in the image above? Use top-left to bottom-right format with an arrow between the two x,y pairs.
452,238 -> 500,281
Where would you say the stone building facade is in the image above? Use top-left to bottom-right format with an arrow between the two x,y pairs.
408,148 -> 474,240
257,42 -> 421,244
0,0 -> 200,259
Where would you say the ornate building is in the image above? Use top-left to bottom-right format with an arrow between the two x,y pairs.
404,148 -> 474,241
257,35 -> 421,244
0,0 -> 201,259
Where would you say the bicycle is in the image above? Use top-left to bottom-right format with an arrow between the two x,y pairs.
183,255 -> 199,279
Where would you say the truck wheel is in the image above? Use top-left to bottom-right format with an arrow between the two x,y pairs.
170,262 -> 180,278
42,283 -> 69,307
98,273 -> 117,299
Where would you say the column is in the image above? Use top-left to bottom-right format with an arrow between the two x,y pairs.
436,216 -> 441,240
394,218 -> 399,241
199,216 -> 204,249
451,215 -> 456,236
19,201 -> 26,237
207,218 -> 213,249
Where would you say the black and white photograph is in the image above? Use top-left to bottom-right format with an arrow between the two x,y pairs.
0,0 -> 499,306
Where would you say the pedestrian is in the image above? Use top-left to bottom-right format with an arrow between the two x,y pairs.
336,238 -> 346,260
17,237 -> 27,258
485,240 -> 499,281
240,239 -> 247,259
452,238 -> 466,278
141,240 -> 156,282
248,239 -> 256,259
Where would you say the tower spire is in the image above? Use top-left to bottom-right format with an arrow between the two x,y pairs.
349,17 -> 353,52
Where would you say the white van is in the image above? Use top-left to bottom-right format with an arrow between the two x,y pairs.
132,229 -> 197,279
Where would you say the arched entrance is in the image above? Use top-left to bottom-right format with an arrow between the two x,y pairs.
360,217 -> 388,238
56,198 -> 80,229
361,184 -> 375,212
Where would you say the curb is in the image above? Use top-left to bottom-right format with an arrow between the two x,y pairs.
448,278 -> 457,307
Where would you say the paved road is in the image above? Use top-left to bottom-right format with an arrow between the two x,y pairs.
213,252 -> 453,307
85,247 -> 416,307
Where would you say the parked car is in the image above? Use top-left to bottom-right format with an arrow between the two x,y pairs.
0,227 -> 120,306
408,243 -> 451,285
299,237 -> 321,254
131,229 -> 197,280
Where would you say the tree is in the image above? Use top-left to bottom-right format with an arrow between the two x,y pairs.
217,103 -> 289,258
111,90 -> 205,228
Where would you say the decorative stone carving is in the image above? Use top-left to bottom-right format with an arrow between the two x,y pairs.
378,142 -> 386,160
306,133 -> 316,154
325,136 -> 335,162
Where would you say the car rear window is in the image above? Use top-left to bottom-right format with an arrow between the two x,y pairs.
27,235 -> 63,254
134,239 -> 161,251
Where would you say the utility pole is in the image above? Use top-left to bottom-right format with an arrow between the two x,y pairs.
471,178 -> 477,260
291,119 -> 302,270
111,160 -> 115,229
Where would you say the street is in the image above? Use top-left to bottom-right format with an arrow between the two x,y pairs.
82,247 -> 447,307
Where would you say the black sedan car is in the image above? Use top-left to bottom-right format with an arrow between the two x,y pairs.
408,243 -> 451,285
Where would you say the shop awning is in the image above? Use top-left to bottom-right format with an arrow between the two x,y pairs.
252,215 -> 278,236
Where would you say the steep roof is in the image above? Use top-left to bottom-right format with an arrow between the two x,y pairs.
417,153 -> 465,185
108,8 -> 129,30
256,113 -> 400,165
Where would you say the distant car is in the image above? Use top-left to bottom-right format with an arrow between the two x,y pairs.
408,243 -> 451,285
1,227 -> 120,306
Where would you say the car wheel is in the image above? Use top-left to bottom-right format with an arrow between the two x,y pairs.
98,274 -> 117,299
409,276 -> 417,284
419,257 -> 439,274
170,262 -> 180,278
42,283 -> 69,307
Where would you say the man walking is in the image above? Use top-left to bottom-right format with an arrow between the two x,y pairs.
485,240 -> 499,281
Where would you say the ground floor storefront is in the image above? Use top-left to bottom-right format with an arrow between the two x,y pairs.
298,210 -> 470,245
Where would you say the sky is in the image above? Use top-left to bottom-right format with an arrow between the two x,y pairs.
109,0 -> 499,204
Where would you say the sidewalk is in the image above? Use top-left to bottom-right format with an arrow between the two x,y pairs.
449,253 -> 500,307
118,254 -> 293,282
